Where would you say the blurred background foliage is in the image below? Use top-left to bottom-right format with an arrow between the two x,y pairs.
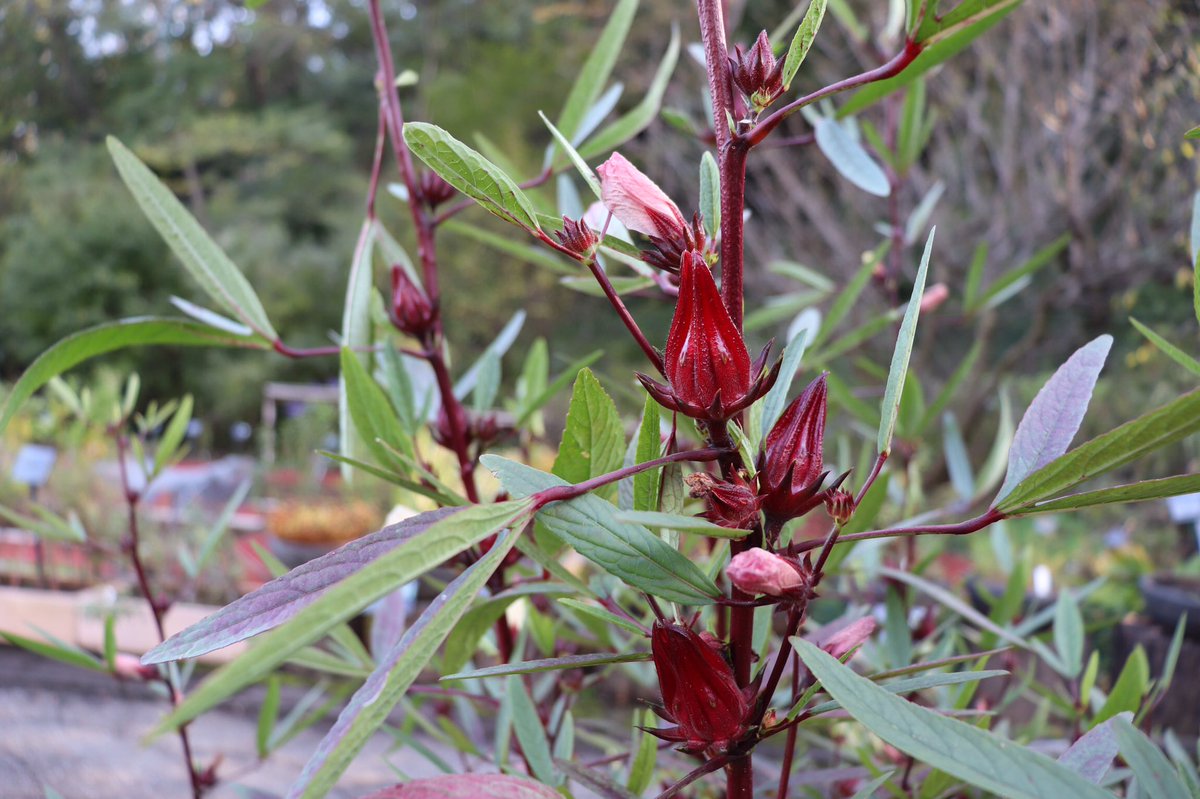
0,0 -> 1197,448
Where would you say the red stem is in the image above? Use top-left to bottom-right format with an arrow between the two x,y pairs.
584,257 -> 665,374
793,508 -> 1006,555
775,653 -> 802,799
426,348 -> 481,504
532,447 -> 727,509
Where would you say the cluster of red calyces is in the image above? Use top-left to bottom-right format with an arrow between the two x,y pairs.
638,251 -> 779,422
596,153 -> 708,274
647,619 -> 754,753
729,31 -> 785,113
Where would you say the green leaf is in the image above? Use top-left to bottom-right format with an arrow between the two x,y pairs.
1130,318 -> 1200,376
339,348 -> 411,470
290,527 -> 523,799
996,388 -> 1200,512
915,0 -> 1024,44
878,228 -> 935,455
553,0 -> 638,147
317,451 -> 465,507
149,500 -> 533,736
1009,474 -> 1200,515
106,137 -> 276,338
814,116 -> 890,197
815,241 -> 888,349
556,598 -> 644,637
839,2 -> 1021,116
2,631 -> 106,673
153,394 -> 194,476
553,369 -> 626,500
969,235 -> 1069,313
760,327 -> 813,437
1094,645 -> 1149,726
403,123 -> 540,230
879,567 -> 1029,650
633,395 -> 663,513
804,669 -> 1009,716
339,221 -> 380,478
578,24 -> 680,160
538,111 -> 602,199
0,318 -> 262,434
1058,713 -> 1124,784
442,583 -> 571,675
964,241 -> 989,308
699,151 -> 720,237
444,651 -> 651,681
781,0 -> 828,89
507,677 -> 558,785
471,350 -> 502,412
1113,717 -> 1192,799
514,350 -> 605,427
793,637 -> 1111,799
484,456 -> 722,604
257,676 -> 282,758
614,510 -> 750,538
0,504 -> 86,544
626,710 -> 658,794
1052,591 -> 1084,678
1186,125 -> 1200,140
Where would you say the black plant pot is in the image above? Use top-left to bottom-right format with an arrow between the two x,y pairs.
1139,574 -> 1200,641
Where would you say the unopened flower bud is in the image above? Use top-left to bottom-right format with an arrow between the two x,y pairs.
648,620 -> 750,752
824,487 -> 855,526
431,403 -> 470,450
637,252 -> 778,421
919,282 -> 950,313
686,471 -> 761,529
758,373 -> 828,521
730,31 -> 785,112
418,170 -> 456,209
597,153 -> 688,242
390,266 -> 435,338
727,548 -> 805,597
819,617 -> 877,660
554,215 -> 599,255
113,652 -> 159,681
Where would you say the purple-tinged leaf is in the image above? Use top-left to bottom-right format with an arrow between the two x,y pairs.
356,774 -> 559,799
143,507 -> 459,664
288,529 -> 523,799
995,335 -> 1112,504
1058,713 -> 1128,784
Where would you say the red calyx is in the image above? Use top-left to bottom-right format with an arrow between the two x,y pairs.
647,620 -> 751,753
686,471 -> 761,530
729,31 -> 785,112
758,372 -> 828,522
390,266 -> 436,338
554,215 -> 600,256
418,170 -> 456,209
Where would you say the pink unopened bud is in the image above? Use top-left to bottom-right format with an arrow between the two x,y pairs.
113,652 -> 159,681
727,548 -> 805,597
597,153 -> 688,242
819,617 -> 877,660
390,266 -> 435,338
919,283 -> 950,313
638,252 -> 778,421
758,373 -> 828,521
730,31 -> 785,111
648,620 -> 749,752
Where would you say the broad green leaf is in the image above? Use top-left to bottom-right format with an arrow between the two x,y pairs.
484,456 -> 721,604
878,228 -> 935,454
995,335 -> 1112,504
1009,474 -> 1200,515
338,220 -> 379,478
148,500 -> 533,735
1058,713 -> 1125,784
538,111 -> 601,199
614,510 -> 750,538
782,0 -> 828,89
445,652 -> 651,681
107,137 -> 276,338
553,369 -> 626,500
578,24 -> 680,160
760,328 -> 813,437
793,637 -> 1111,799
404,122 -> 540,230
633,395 -> 663,513
1113,717 -> 1191,799
1052,592 -> 1084,678
553,0 -> 638,147
507,677 -> 557,785
814,116 -> 890,196
0,318 -> 263,434
1130,318 -> 1200,376
289,528 -> 522,799
340,348 -> 411,469
996,388 -> 1200,512
1094,645 -> 1149,726
699,151 -> 720,237
839,2 -> 1021,115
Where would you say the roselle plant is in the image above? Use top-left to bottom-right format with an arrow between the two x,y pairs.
2,1 -> 1200,798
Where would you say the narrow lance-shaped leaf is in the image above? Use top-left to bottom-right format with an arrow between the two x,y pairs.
1130,318 -> 1200,377
994,335 -> 1111,504
552,0 -> 638,148
146,501 -> 533,736
107,137 -> 276,338
339,221 -> 380,478
340,348 -> 412,469
781,0 -> 828,89
0,318 -> 263,434
699,151 -> 720,237
404,123 -> 540,231
539,111 -> 601,200
760,327 -> 812,437
1009,473 -> 1200,515
878,228 -> 935,455
287,528 -> 524,799
814,115 -> 890,197
792,637 -> 1112,799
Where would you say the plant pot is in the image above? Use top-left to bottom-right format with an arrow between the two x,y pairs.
1139,574 -> 1200,640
